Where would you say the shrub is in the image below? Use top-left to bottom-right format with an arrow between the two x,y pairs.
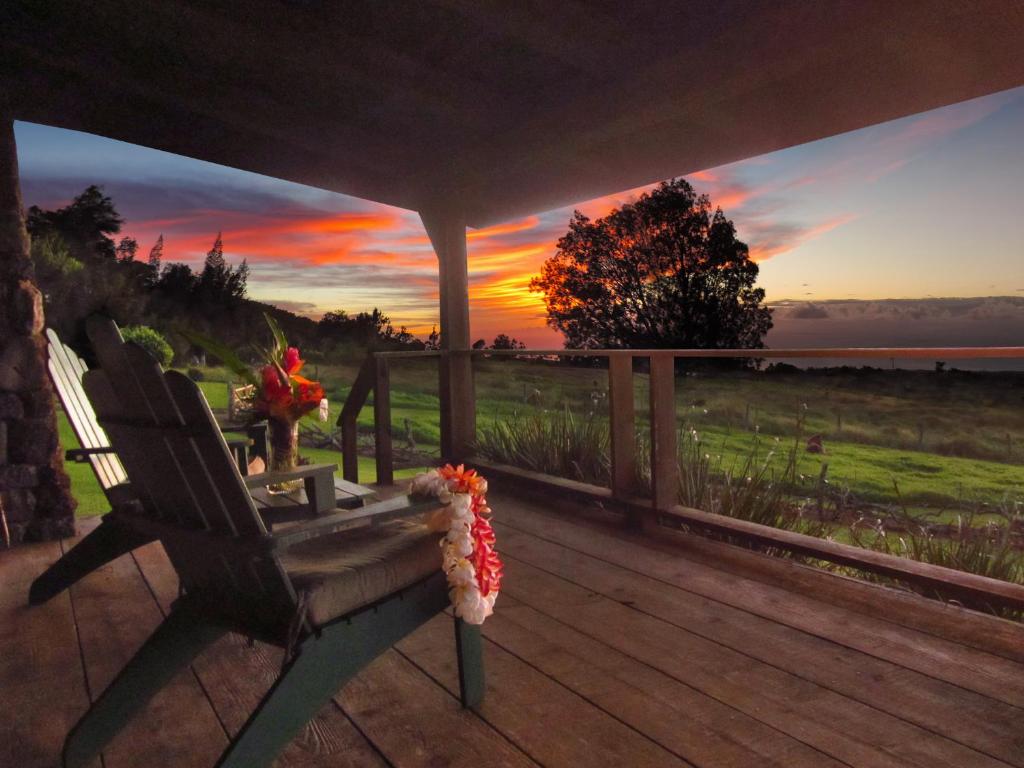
187,367 -> 205,382
121,325 -> 174,367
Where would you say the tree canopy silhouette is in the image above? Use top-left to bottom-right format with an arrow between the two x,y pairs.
27,184 -> 123,262
530,179 -> 772,354
196,232 -> 248,306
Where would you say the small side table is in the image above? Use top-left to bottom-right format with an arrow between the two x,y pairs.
249,477 -> 377,529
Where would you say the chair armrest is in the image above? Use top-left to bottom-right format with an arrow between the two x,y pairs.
243,462 -> 337,489
224,437 -> 252,449
245,463 -> 338,514
270,494 -> 442,551
65,446 -> 117,462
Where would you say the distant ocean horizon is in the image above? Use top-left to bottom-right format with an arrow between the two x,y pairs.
764,296 -> 1024,370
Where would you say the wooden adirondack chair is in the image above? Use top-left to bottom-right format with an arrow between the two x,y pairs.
61,316 -> 484,768
30,328 -> 372,604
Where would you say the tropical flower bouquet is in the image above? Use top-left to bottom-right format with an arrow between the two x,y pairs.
410,464 -> 503,624
188,314 -> 326,488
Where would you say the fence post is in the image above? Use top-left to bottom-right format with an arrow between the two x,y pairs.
608,355 -> 636,505
373,355 -> 394,486
648,354 -> 678,530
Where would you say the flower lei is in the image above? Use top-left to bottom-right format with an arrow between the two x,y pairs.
410,465 -> 503,625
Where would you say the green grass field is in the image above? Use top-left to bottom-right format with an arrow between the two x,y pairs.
59,374 -> 424,517
60,357 -> 1024,517
471,359 -> 1024,509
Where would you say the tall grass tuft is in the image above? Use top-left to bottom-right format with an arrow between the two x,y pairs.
473,402 -> 1023,595
849,502 -> 1024,589
674,424 -> 826,536
474,406 -> 611,484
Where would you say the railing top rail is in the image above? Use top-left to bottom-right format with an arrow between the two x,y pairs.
465,346 -> 1024,360
373,350 -> 443,359
375,347 -> 1024,360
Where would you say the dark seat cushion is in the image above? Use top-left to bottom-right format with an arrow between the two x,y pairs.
281,519 -> 442,625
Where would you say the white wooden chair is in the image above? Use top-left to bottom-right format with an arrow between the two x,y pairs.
29,328 -> 365,604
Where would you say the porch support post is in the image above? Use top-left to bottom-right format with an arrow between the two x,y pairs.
0,114 -> 76,544
420,209 -> 474,462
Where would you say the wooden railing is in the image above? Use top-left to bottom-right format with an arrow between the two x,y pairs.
339,344 -> 1024,610
336,350 -> 441,485
473,345 -> 1024,521
341,344 -> 1024,489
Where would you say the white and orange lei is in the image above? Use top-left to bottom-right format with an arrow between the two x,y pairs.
410,465 -> 503,625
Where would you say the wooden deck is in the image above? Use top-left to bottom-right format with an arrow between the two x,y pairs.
4,490 -> 1024,768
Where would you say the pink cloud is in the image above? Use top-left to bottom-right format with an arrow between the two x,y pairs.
747,214 -> 857,261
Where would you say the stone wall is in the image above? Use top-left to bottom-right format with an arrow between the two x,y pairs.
0,117 -> 76,544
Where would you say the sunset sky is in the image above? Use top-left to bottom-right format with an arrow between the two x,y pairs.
14,85 -> 1024,348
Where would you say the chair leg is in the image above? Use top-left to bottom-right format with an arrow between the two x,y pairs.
63,599 -> 224,768
455,617 -> 485,709
216,575 -> 449,768
30,515 -> 155,605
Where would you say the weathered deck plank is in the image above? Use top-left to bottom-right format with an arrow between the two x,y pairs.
397,614 -> 690,768
498,552 -> 1009,767
129,526 -> 537,768
476,594 -> 843,767
5,491 -> 1024,768
65,526 -> 228,768
130,538 -> 389,768
495,520 -> 1024,764
496,506 -> 1024,706
0,540 -> 91,768
336,649 -> 539,768
533,491 -> 1024,665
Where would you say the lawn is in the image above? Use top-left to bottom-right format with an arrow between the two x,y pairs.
59,400 -> 423,518
61,357 -> 1024,516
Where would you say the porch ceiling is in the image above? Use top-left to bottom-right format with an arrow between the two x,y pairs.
3,1 -> 1024,227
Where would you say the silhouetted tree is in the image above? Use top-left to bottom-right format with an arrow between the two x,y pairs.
424,326 -> 440,350
196,232 -> 247,305
491,334 -> 525,350
26,187 -> 145,338
147,234 -> 164,282
25,186 -> 423,362
530,178 -> 772,356
317,307 -> 421,350
26,185 -> 122,262
199,232 -> 227,294
156,262 -> 197,298
114,236 -> 138,262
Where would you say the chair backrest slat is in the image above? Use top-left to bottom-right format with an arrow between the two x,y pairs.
82,317 -> 297,633
45,327 -> 128,491
160,369 -> 265,537
81,367 -> 174,522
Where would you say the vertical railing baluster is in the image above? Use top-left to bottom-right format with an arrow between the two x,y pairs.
373,355 -> 394,486
338,355 -> 375,483
648,354 -> 678,527
608,354 -> 636,504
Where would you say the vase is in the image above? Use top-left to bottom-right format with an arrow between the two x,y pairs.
267,417 -> 301,493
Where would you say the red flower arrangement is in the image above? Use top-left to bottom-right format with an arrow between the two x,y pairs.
255,343 -> 325,421
187,313 -> 326,480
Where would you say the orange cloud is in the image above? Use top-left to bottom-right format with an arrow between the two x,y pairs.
467,216 -> 541,240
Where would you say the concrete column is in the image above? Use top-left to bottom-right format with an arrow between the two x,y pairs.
0,116 -> 76,544
420,209 -> 475,462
